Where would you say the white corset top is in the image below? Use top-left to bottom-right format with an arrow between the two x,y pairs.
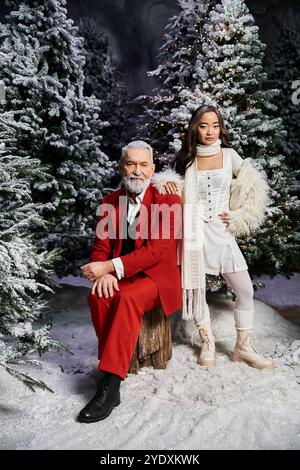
197,148 -> 233,222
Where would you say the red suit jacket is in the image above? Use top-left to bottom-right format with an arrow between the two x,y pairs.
90,183 -> 182,316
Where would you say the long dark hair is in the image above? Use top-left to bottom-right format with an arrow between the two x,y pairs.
174,105 -> 231,176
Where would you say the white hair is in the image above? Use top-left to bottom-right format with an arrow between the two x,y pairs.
121,140 -> 153,163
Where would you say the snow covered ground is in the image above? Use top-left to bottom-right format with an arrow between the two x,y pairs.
252,273 -> 300,325
1,278 -> 300,450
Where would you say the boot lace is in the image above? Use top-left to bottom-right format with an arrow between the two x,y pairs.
198,327 -> 211,351
247,333 -> 258,355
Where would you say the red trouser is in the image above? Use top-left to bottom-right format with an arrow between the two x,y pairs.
87,275 -> 160,379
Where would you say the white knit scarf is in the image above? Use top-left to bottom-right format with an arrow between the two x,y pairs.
181,139 -> 223,321
181,158 -> 206,321
196,138 -> 222,156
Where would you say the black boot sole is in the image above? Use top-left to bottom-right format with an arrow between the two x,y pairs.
77,397 -> 121,423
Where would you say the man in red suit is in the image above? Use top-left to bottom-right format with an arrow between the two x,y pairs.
78,141 -> 182,423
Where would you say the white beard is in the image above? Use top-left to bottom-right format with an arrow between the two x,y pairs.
123,176 -> 151,194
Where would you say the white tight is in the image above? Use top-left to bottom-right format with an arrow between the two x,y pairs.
222,270 -> 254,311
195,270 -> 254,327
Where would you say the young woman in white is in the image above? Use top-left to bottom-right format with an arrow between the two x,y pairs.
152,104 -> 274,369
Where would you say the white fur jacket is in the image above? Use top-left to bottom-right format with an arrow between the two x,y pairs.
151,158 -> 269,238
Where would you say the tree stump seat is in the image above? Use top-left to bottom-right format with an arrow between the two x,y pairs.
129,304 -> 172,374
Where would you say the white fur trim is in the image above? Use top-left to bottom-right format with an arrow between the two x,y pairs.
151,169 -> 184,195
228,159 -> 270,237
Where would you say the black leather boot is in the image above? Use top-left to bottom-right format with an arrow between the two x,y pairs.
78,373 -> 121,423
96,372 -> 106,390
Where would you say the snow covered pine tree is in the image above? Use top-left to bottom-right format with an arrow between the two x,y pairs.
137,0 -> 217,166
266,23 -> 300,172
0,112 -> 67,391
79,17 -> 134,164
167,0 -> 299,278
0,0 -> 113,274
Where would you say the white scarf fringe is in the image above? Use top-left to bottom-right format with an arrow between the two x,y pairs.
182,160 -> 206,323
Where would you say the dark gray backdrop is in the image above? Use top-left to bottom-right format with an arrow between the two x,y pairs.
67,0 -> 300,96
0,0 -> 299,95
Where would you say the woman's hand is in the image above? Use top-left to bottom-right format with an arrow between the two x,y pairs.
91,274 -> 120,298
164,182 -> 179,195
218,211 -> 229,227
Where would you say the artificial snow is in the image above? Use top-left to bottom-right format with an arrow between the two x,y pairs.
1,281 -> 299,450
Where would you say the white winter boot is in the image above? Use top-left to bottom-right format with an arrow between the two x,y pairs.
197,322 -> 216,366
232,329 -> 275,370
